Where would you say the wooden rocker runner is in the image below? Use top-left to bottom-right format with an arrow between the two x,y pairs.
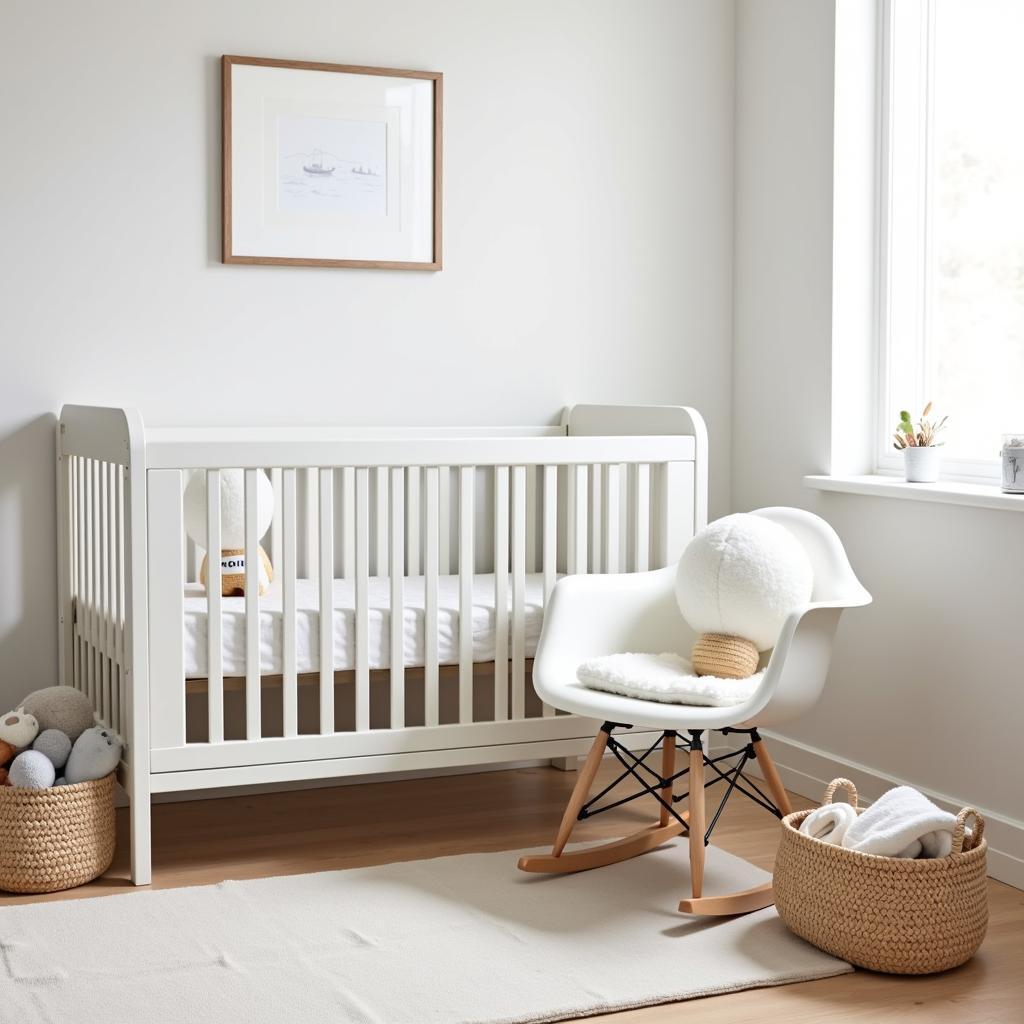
517,508 -> 871,916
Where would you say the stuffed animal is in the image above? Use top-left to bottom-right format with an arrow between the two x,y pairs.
64,726 -> 122,784
675,513 -> 813,679
0,710 -> 40,751
0,767 -> 8,786
19,685 -> 95,741
8,749 -> 56,789
32,729 -> 72,771
0,739 -> 15,766
183,468 -> 274,597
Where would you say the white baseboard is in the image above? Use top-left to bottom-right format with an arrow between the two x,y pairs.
743,731 -> 1024,891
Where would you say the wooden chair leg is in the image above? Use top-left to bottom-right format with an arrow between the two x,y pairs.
552,727 -> 608,857
659,731 -> 676,827
518,728 -> 687,874
752,737 -> 793,816
687,733 -> 705,900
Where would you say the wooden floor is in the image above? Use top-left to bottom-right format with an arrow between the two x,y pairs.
3,760 -> 1021,1022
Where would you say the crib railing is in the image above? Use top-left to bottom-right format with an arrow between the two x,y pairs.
64,454 -> 129,737
143,433 -> 696,763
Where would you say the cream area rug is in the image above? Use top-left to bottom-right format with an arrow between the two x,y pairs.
0,840 -> 850,1024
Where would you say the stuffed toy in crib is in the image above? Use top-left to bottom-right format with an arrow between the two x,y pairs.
183,468 -> 274,597
675,513 -> 813,679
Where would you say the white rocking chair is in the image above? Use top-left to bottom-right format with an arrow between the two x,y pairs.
518,507 -> 871,916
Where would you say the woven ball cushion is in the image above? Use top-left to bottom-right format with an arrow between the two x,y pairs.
577,653 -> 763,707
675,513 -> 813,651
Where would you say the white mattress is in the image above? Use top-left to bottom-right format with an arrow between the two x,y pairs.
184,574 -> 550,679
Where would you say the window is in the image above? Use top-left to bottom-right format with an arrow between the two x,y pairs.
879,0 -> 1024,481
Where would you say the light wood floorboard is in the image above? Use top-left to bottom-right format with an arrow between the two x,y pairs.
2,761 -> 1021,1022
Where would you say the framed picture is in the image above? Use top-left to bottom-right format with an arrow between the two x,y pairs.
222,55 -> 442,270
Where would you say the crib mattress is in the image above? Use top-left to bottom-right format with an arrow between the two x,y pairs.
183,574 -> 549,679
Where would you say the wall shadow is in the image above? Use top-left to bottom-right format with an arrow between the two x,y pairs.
0,413 -> 59,706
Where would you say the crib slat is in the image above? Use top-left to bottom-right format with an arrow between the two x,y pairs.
244,468 -> 261,740
270,467 -> 283,575
543,465 -> 556,605
458,466 -> 475,723
423,467 -> 440,727
438,468 -> 451,575
99,461 -> 110,726
72,457 -> 81,692
589,464 -> 602,574
340,467 -> 355,578
389,466 -> 405,729
567,464 -> 588,574
148,469 -> 186,750
305,469 -> 319,583
206,469 -> 223,743
318,468 -> 334,735
493,466 -> 509,722
85,459 -> 95,707
282,468 -> 298,738
603,463 -> 620,573
355,467 -> 370,732
634,463 -> 650,572
107,463 -> 117,726
406,467 -> 421,576
525,465 -> 538,573
511,466 -> 527,720
375,466 -> 388,577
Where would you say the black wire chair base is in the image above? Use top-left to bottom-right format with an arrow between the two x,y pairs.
578,723 -> 785,847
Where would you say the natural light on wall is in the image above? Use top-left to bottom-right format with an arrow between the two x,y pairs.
881,0 -> 1024,480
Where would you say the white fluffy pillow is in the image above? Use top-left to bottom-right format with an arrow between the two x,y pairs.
675,513 -> 813,652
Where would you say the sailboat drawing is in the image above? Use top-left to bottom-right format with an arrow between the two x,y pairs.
303,150 -> 336,176
351,165 -> 379,177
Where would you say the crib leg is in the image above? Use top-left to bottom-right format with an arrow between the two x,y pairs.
549,756 -> 579,772
130,769 -> 152,886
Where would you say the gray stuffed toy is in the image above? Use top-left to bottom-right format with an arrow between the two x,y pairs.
33,729 -> 73,771
19,686 -> 95,742
64,726 -> 122,784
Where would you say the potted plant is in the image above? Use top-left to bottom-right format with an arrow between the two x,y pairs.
893,402 -> 947,482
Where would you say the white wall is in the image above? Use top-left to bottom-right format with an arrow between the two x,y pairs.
734,0 -> 1023,880
0,0 -> 736,709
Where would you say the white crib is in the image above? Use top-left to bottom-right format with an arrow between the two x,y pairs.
56,403 -> 708,884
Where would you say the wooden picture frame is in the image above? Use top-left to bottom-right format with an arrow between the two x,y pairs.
222,55 -> 442,270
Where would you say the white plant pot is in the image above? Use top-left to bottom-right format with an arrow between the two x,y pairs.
903,446 -> 940,483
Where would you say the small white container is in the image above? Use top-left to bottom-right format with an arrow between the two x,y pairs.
1001,435 -> 1024,494
903,446 -> 940,483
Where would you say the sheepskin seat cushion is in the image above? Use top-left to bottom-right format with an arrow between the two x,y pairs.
675,513 -> 813,652
577,653 -> 763,708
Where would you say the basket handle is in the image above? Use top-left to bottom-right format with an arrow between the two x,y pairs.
822,777 -> 858,808
952,807 -> 985,854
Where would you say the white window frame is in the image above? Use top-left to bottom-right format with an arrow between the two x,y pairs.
875,0 -> 1002,484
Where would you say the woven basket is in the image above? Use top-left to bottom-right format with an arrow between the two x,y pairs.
0,773 -> 116,894
774,778 -> 988,974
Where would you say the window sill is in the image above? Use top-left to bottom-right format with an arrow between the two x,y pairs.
804,474 -> 1024,513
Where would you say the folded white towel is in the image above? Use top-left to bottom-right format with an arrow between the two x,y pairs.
799,802 -> 857,846
841,786 -> 956,859
576,652 -> 762,708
